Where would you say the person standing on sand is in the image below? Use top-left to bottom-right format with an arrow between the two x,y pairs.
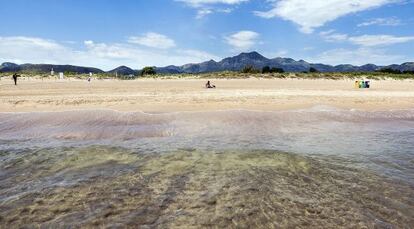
12,73 -> 19,85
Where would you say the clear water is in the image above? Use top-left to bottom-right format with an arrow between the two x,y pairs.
0,107 -> 413,227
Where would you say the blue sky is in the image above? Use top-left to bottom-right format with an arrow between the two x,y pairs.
0,0 -> 413,70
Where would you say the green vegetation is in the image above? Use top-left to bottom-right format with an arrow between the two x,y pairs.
376,68 -> 414,75
309,67 -> 319,73
262,66 -> 271,73
0,72 -> 140,80
1,69 -> 414,81
271,67 -> 284,73
262,66 -> 285,73
139,71 -> 414,80
140,66 -> 156,76
241,65 -> 260,74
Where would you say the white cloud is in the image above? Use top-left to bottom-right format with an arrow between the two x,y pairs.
313,30 -> 414,64
264,50 -> 288,57
320,31 -> 414,46
303,46 -> 315,51
319,30 -> 349,42
177,0 -> 248,7
0,36 -> 64,50
218,8 -> 233,13
179,49 -> 220,61
0,36 -> 71,64
195,7 -> 234,18
274,50 -> 288,56
177,0 -> 246,18
84,40 -> 94,46
225,30 -> 259,50
196,8 -> 214,18
349,35 -> 414,46
357,17 -> 402,27
309,47 -> 406,65
254,0 -> 397,33
127,32 -> 176,49
0,36 -> 219,71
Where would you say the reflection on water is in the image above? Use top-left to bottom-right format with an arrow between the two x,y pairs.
0,107 -> 413,227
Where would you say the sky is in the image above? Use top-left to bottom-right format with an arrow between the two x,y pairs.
0,0 -> 413,70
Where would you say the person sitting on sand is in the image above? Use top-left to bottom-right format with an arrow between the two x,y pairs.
205,81 -> 216,88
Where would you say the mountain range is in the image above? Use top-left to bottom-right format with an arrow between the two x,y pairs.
0,62 -> 104,74
1,51 -> 413,75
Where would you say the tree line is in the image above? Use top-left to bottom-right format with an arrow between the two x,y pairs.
241,65 -> 319,74
376,68 -> 414,74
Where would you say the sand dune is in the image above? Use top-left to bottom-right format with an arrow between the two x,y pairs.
1,78 -> 413,112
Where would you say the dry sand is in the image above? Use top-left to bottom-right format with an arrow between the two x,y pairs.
1,77 -> 413,112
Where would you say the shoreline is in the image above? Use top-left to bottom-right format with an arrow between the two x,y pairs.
1,78 -> 413,113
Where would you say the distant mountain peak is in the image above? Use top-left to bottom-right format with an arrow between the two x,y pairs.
1,62 -> 19,67
0,62 -> 104,74
107,65 -> 136,75
110,65 -> 133,71
237,51 -> 266,60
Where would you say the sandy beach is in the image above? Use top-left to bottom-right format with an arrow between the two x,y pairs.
1,77 -> 414,112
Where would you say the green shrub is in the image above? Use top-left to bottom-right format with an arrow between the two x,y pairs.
262,66 -> 270,73
270,67 -> 284,73
309,67 -> 318,73
377,68 -> 401,74
241,65 -> 260,74
141,66 -> 156,76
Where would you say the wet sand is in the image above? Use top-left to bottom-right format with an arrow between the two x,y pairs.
1,78 -> 414,112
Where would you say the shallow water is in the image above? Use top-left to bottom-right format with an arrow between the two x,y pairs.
0,107 -> 413,227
